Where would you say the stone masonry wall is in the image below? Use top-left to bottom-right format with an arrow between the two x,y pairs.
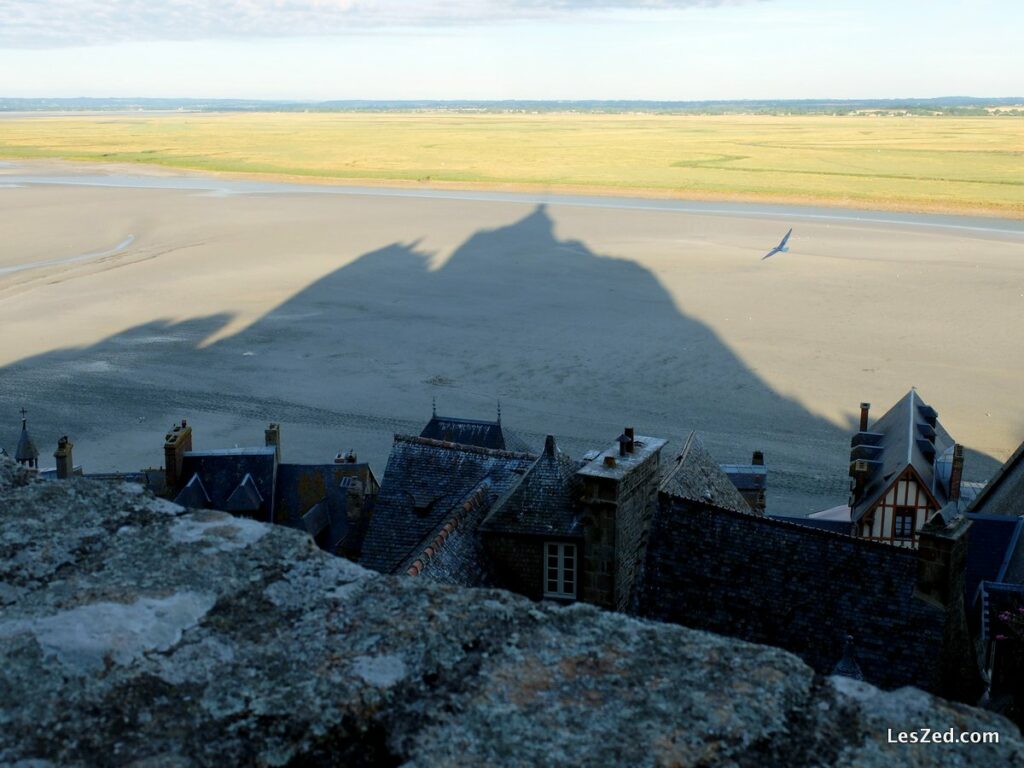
1,458 -> 1018,767
637,497 -> 977,694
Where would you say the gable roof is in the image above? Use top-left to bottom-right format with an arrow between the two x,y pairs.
481,435 -> 581,538
659,432 -> 751,515
176,447 -> 277,521
275,462 -> 375,554
966,437 -> 1024,518
360,435 -> 537,574
849,389 -> 955,523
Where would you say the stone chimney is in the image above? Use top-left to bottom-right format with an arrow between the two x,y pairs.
265,423 -> 281,463
915,512 -> 981,700
948,443 -> 964,502
163,420 -> 193,493
54,436 -> 74,480
859,402 -> 871,432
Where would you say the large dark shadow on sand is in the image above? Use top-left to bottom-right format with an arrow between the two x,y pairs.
0,205 -> 1000,513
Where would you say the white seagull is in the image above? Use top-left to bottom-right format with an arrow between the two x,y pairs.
762,228 -> 793,260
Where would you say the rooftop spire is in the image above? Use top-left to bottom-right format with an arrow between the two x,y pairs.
432,396 -> 437,418
831,635 -> 864,681
497,400 -> 501,425
15,407 -> 39,468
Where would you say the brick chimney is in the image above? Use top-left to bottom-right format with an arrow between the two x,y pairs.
948,443 -> 964,502
265,423 -> 281,463
54,436 -> 74,480
859,402 -> 871,432
163,420 -> 193,493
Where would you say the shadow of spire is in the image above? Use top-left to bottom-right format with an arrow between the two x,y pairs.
0,204 -> 1000,513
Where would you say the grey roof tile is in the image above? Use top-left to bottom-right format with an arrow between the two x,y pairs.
850,389 -> 956,523
967,438 -> 1024,518
15,421 -> 38,463
482,435 -> 581,538
360,435 -> 536,574
659,432 -> 751,515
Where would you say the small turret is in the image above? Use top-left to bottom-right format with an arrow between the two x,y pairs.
15,408 -> 39,470
832,635 -> 864,681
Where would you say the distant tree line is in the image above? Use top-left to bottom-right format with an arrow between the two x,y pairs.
1,97 -> 1022,116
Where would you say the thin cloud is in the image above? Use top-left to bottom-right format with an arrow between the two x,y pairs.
0,1 -> 762,48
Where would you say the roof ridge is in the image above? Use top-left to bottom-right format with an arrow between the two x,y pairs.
966,437 -> 1024,514
404,482 -> 492,577
394,434 -> 537,460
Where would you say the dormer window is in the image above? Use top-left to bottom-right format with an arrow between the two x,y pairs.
544,542 -> 576,600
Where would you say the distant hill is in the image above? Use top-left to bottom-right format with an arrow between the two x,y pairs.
2,96 -> 1023,115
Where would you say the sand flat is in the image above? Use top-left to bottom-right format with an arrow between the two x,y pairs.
1,160 -> 1022,514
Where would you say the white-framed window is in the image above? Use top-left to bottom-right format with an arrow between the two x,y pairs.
893,506 -> 916,540
544,542 -> 577,599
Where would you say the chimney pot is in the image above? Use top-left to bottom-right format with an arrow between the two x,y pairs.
604,455 -> 617,468
752,450 -> 765,466
859,403 -> 871,432
624,427 -> 635,453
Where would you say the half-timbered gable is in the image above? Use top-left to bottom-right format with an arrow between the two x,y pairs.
848,389 -> 965,547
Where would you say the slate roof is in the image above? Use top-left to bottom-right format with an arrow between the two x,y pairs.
275,462 -> 375,554
659,432 -> 751,515
720,463 -> 767,492
174,447 -> 277,522
850,389 -> 955,523
967,437 -> 1024,518
421,415 -> 505,449
404,482 -> 496,587
481,435 -> 582,538
360,435 -> 537,575
15,420 -> 38,463
964,513 -> 1020,604
769,514 -> 854,535
997,517 -> 1024,585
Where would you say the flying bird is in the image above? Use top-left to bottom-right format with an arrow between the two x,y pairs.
762,228 -> 793,260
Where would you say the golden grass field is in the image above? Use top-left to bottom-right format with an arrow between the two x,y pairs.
1,112 -> 1022,216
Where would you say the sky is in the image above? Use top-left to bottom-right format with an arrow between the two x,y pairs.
0,0 -> 1021,100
